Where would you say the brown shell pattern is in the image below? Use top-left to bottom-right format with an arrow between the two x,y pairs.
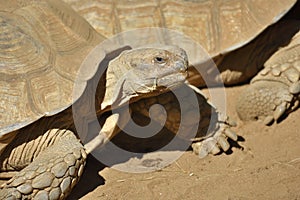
65,0 -> 296,56
0,0 -> 104,135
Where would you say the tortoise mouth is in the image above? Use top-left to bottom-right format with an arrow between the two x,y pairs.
134,72 -> 187,95
157,71 -> 188,88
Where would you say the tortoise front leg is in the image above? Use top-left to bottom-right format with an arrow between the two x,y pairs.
0,129 -> 86,200
131,90 -> 237,157
83,111 -> 130,154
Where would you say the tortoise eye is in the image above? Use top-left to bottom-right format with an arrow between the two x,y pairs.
154,56 -> 166,64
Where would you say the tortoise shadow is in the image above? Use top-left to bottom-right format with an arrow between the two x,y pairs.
67,88 -> 244,199
66,155 -> 106,200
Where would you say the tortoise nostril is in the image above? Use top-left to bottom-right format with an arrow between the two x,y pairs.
180,67 -> 187,73
175,61 -> 187,73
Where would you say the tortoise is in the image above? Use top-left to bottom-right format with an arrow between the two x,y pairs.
65,0 -> 300,124
0,0 -> 299,199
0,0 -> 237,199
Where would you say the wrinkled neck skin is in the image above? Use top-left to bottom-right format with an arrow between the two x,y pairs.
99,63 -> 148,112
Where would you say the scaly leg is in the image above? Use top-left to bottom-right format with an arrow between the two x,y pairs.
236,30 -> 300,125
0,129 -> 86,200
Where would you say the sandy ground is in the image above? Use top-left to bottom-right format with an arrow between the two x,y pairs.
68,85 -> 300,200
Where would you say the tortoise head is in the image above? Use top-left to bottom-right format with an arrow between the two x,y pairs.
106,45 -> 189,106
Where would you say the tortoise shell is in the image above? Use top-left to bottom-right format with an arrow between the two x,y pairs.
66,0 -> 297,56
0,0 -> 107,135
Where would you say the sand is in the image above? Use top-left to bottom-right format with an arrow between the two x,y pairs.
68,85 -> 300,200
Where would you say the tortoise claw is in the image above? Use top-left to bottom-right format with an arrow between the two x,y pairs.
192,137 -> 219,158
192,114 -> 237,158
273,102 -> 288,122
191,141 -> 208,158
263,115 -> 274,125
210,143 -> 221,155
217,135 -> 230,152
224,128 -> 238,141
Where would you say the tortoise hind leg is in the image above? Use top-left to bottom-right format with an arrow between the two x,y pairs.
236,31 -> 300,125
0,129 -> 86,200
236,81 -> 299,124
